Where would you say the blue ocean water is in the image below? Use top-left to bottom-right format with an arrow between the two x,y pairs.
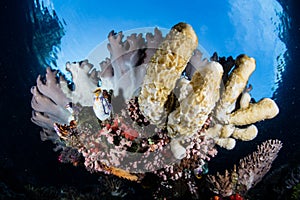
40,0 -> 289,100
0,0 -> 299,199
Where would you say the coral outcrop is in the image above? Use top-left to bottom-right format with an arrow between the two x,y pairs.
31,22 -> 281,198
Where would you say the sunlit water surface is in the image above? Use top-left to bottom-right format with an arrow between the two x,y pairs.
33,0 -> 289,100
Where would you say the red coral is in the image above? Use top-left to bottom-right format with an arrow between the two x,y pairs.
229,193 -> 243,200
106,117 -> 139,141
119,120 -> 139,141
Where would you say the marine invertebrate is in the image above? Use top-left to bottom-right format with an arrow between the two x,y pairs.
93,88 -> 113,121
207,139 -> 282,198
31,22 -> 280,198
166,61 -> 223,157
31,67 -> 73,130
204,55 -> 279,150
136,24 -> 279,156
138,22 -> 198,126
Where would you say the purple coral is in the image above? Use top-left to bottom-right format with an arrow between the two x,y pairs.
31,67 -> 72,130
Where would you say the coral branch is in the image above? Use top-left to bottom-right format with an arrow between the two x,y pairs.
207,169 -> 236,197
35,67 -> 70,107
238,139 -> 282,192
31,68 -> 73,131
144,27 -> 164,63
105,31 -> 147,99
207,140 -> 282,197
63,60 -> 98,106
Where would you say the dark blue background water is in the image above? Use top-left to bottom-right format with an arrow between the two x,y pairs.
0,0 -> 299,199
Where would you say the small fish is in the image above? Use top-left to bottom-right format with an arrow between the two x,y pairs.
93,88 -> 112,121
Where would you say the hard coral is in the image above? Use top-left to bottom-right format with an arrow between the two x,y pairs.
207,139 -> 282,197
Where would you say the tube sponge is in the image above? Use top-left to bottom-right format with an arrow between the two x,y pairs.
215,55 -> 256,123
229,98 -> 279,126
167,61 -> 223,137
206,55 -> 279,150
138,22 -> 198,125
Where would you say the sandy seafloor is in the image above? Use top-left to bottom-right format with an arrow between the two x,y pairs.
0,0 -> 299,199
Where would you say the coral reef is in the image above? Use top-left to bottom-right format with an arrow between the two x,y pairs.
31,22 -> 281,198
